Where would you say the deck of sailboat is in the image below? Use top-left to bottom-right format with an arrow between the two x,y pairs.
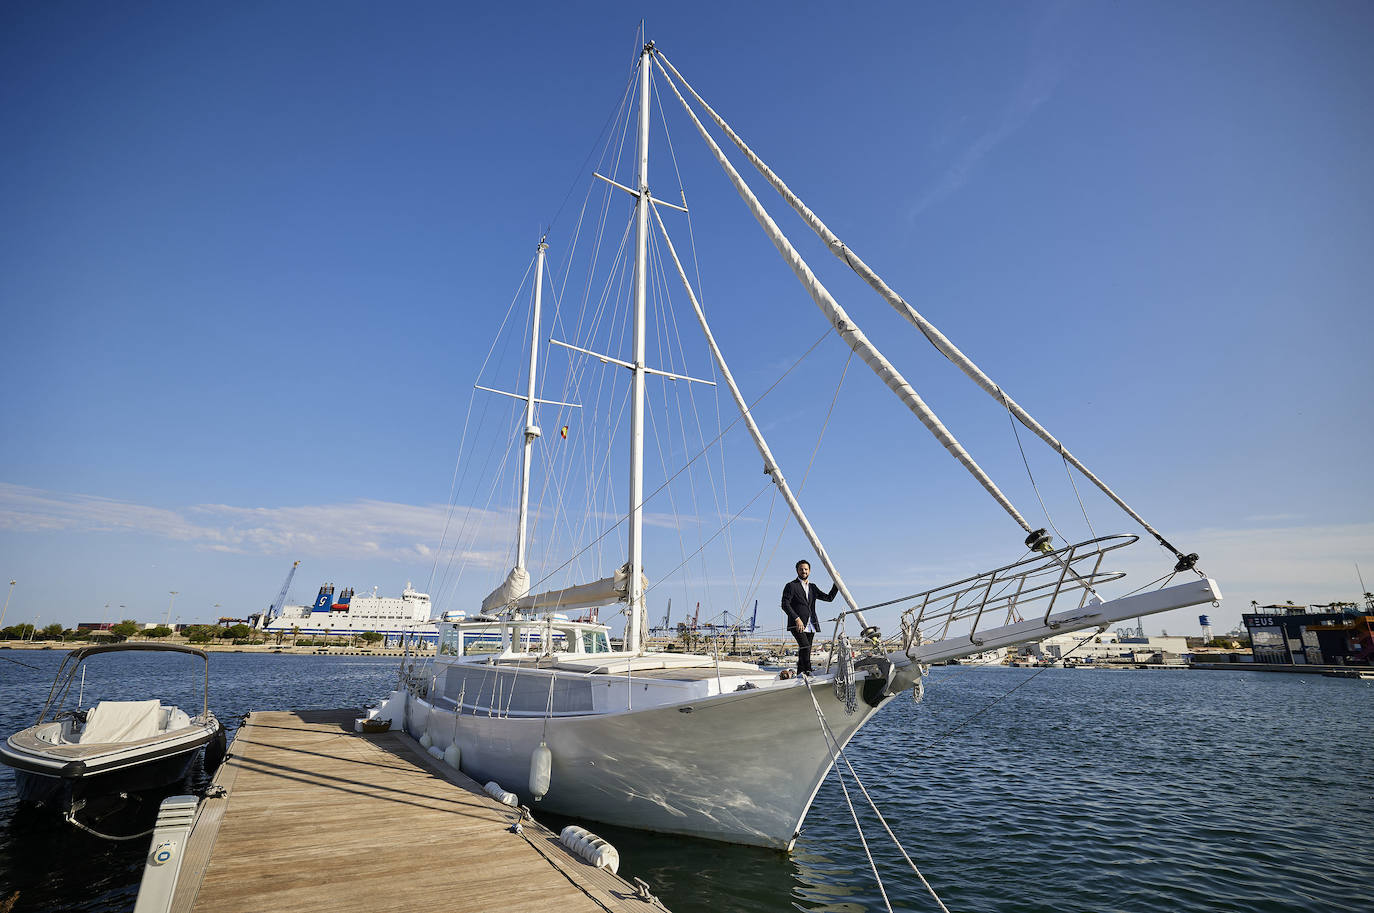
467,653 -> 771,679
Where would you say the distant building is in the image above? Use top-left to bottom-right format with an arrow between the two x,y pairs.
1242,604 -> 1373,666
1029,630 -> 1190,663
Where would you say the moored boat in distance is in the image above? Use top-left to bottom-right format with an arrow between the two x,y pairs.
259,582 -> 436,642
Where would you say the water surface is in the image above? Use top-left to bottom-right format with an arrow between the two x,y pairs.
1,652 -> 1367,912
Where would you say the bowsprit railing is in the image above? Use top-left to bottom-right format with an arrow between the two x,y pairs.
877,535 -> 1139,652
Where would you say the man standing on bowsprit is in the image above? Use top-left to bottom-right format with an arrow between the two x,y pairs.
781,559 -> 838,676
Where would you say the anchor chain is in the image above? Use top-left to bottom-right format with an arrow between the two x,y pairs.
833,635 -> 858,714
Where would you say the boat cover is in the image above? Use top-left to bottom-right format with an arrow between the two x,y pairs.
509,564 -> 649,613
480,566 -> 531,615
79,699 -> 163,744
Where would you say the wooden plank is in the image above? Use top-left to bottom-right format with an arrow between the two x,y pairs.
169,710 -> 667,913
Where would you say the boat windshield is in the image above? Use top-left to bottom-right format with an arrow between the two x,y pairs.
438,622 -> 610,657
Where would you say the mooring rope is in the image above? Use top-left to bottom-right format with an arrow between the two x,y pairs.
63,811 -> 156,842
802,679 -> 952,913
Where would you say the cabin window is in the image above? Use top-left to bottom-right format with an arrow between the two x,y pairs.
443,666 -> 593,714
439,628 -> 462,656
582,631 -> 610,653
462,631 -> 503,656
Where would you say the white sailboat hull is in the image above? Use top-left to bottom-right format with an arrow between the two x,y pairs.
401,674 -> 889,850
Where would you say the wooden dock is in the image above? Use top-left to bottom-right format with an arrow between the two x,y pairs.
166,710 -> 668,913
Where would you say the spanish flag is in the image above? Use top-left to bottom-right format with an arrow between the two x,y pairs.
560,425 -> 569,440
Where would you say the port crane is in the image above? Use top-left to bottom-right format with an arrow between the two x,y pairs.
734,599 -> 759,634
648,599 -> 675,635
259,560 -> 300,627
698,600 -> 760,635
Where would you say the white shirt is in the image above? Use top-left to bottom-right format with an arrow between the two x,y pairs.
795,578 -> 816,633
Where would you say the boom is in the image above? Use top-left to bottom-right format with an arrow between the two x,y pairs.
267,561 -> 300,623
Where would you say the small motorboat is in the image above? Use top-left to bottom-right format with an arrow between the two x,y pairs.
0,643 -> 225,816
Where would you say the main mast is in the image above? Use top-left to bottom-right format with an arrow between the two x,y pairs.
625,42 -> 653,653
515,238 -> 548,572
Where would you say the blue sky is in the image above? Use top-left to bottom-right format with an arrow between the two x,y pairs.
2,1 -> 1371,635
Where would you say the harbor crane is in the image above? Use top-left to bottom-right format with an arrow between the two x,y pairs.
260,560 -> 300,628
648,599 -> 675,635
700,600 -> 760,635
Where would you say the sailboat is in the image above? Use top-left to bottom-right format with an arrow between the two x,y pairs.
368,39 -> 1221,850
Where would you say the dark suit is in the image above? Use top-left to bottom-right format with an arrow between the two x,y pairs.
781,578 -> 838,674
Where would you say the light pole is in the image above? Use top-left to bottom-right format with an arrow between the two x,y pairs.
166,591 -> 178,627
1,580 -> 14,633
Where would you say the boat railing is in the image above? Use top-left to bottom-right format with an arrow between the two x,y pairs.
37,643 -> 212,726
852,535 -> 1138,651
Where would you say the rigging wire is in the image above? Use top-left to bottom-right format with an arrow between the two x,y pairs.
640,480 -> 773,604
1001,391 -> 1067,547
642,227 -> 698,616
644,211 -> 742,618
541,44 -> 641,246
742,348 -> 855,619
656,67 -> 743,623
516,325 -> 835,602
533,209 -> 637,584
1064,449 -> 1101,544
427,255 -> 538,604
652,48 -> 1204,574
445,32 -> 639,609
648,46 -> 741,613
524,51 -> 640,587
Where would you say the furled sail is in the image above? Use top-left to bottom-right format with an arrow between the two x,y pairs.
480,566 -> 530,615
504,564 -> 649,614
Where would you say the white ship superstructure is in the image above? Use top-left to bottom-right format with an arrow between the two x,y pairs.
261,582 -> 435,639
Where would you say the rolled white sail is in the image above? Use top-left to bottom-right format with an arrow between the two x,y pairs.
480,566 -> 531,615
508,564 -> 649,613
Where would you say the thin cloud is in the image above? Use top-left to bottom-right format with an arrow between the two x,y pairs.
909,3 -> 1070,219
0,482 -> 507,565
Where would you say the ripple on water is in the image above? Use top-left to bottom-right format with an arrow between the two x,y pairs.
1,658 -> 1370,912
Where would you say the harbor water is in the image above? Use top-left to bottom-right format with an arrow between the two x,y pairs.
0,652 -> 1368,912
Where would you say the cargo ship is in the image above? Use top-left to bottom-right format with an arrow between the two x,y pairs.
259,582 -> 436,642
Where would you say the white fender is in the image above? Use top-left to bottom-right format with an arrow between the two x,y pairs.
484,781 -> 518,806
529,742 -> 552,800
559,825 -> 619,873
